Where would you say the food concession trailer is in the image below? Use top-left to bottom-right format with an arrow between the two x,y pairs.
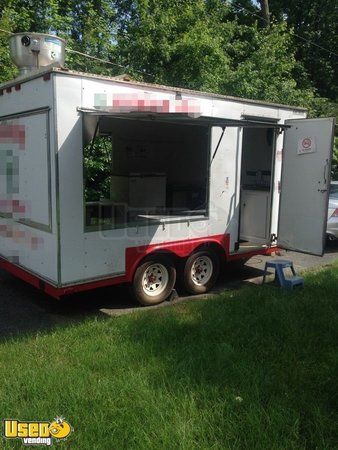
0,33 -> 335,305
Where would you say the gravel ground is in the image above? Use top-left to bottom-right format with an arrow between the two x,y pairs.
0,242 -> 337,340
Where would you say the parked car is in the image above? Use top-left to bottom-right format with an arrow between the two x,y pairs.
327,181 -> 338,240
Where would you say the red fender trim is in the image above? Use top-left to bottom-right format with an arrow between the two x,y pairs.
124,233 -> 230,282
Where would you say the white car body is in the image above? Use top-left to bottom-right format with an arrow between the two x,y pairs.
327,181 -> 338,240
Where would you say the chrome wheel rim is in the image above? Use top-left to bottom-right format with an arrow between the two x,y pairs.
142,263 -> 169,296
191,256 -> 213,286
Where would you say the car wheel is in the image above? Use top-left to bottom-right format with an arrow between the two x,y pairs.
132,255 -> 176,306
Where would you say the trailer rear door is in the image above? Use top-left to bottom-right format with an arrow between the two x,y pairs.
278,117 -> 335,255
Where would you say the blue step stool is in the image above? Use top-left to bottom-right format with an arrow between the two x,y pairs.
262,260 -> 304,289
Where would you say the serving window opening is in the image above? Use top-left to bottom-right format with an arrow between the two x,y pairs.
83,117 -> 210,230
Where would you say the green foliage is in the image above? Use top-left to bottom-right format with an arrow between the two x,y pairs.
84,136 -> 112,202
268,0 -> 337,101
116,0 -> 232,88
222,22 -> 315,107
115,0 -> 335,116
0,5 -> 20,82
0,0 -> 336,116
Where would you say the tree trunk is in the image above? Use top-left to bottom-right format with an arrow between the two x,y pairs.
259,0 -> 270,27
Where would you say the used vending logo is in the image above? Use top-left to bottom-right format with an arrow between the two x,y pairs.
3,416 -> 73,446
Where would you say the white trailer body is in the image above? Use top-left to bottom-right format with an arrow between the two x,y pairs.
0,68 -> 335,299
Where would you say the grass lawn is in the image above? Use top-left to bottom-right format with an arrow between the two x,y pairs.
0,262 -> 337,449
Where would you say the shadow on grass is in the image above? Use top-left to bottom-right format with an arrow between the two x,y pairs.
0,261 -> 267,342
0,269 -> 138,341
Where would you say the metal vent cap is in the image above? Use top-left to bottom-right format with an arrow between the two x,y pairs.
9,32 -> 66,75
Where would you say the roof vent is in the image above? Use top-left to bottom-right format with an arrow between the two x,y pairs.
9,32 -> 66,75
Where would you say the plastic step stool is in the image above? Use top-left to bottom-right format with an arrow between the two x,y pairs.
262,260 -> 304,289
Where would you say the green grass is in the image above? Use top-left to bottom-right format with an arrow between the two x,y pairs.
1,262 -> 338,449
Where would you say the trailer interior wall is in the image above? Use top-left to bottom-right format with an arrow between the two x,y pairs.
0,75 -> 59,284
239,127 -> 275,244
54,72 -> 306,286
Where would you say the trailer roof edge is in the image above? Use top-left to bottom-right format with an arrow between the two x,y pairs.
0,67 -> 308,112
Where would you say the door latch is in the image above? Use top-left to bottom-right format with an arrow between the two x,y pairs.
318,159 -> 329,193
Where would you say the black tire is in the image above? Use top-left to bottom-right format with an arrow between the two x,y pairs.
132,255 -> 176,306
182,249 -> 220,295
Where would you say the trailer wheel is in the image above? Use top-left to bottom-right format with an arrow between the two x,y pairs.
183,249 -> 220,295
132,255 -> 176,306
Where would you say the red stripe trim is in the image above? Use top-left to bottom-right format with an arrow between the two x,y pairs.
0,257 -> 60,299
0,236 -> 277,298
228,246 -> 280,261
61,274 -> 126,296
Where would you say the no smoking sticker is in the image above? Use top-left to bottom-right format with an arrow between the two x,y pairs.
297,136 -> 316,154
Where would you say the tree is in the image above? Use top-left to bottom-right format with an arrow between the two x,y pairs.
115,0 -> 331,115
115,0 -> 233,87
0,2 -> 31,82
259,0 -> 270,27
267,0 -> 337,101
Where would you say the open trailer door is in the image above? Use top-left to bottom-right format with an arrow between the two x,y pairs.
278,117 -> 335,256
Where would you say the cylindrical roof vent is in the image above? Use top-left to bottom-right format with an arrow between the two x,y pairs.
9,32 -> 66,75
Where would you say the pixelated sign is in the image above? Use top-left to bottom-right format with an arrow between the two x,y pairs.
94,93 -> 201,116
0,123 -> 25,149
0,111 -> 50,236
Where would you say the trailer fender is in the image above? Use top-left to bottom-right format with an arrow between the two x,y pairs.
124,234 -> 230,283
